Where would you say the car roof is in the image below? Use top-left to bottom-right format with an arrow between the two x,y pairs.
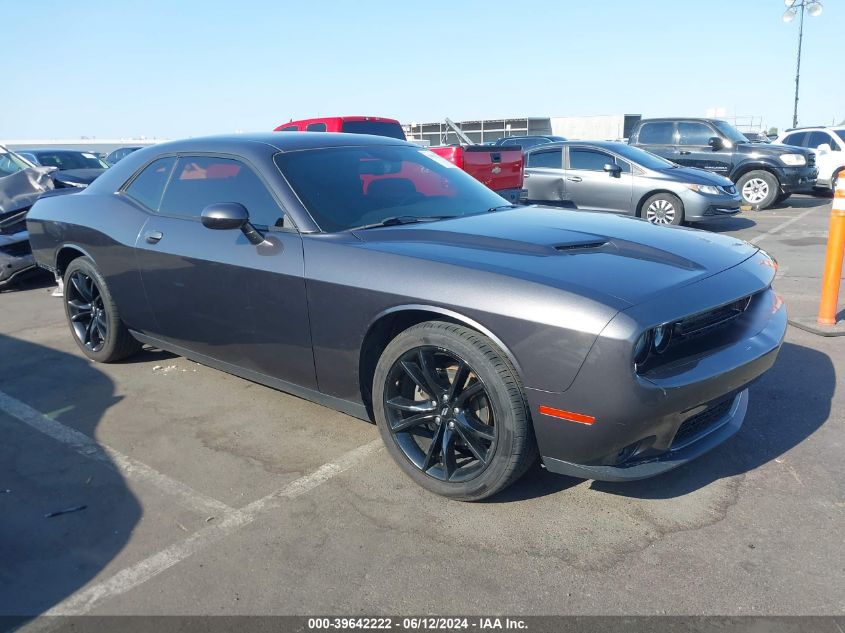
145,132 -> 411,155
16,148 -> 96,153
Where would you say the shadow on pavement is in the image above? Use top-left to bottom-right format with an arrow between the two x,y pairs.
0,333 -> 140,620
590,341 -> 834,499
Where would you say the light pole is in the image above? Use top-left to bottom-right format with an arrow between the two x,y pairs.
783,0 -> 823,128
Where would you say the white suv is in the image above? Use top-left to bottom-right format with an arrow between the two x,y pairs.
776,126 -> 845,192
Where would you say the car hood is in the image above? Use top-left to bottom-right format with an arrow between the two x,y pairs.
735,142 -> 813,158
652,165 -> 734,186
53,168 -> 106,187
351,207 -> 759,309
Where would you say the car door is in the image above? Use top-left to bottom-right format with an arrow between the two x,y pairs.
675,121 -> 731,177
804,131 -> 841,184
634,121 -> 677,161
523,146 -> 565,203
564,146 -> 634,213
131,154 -> 317,389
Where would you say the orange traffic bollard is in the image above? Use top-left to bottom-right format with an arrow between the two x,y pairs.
817,177 -> 845,326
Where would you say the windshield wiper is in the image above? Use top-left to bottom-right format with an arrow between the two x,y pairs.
352,215 -> 454,231
486,204 -> 519,212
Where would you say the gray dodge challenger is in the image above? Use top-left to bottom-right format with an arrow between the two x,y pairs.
26,133 -> 787,500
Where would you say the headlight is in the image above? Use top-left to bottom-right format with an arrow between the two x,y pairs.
684,183 -> 721,195
652,323 -> 673,353
779,154 -> 807,166
633,331 -> 652,367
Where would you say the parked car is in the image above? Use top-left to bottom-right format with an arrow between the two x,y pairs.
27,133 -> 786,500
275,116 -> 525,203
105,146 -> 143,166
522,141 -> 741,225
493,135 -> 567,149
776,126 -> 845,193
16,148 -> 108,188
742,131 -> 771,144
0,146 -> 55,289
628,118 -> 818,210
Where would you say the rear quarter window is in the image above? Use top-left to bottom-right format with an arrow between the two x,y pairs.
124,157 -> 177,211
637,122 -> 676,145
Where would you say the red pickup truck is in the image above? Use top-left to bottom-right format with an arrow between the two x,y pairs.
274,116 -> 524,203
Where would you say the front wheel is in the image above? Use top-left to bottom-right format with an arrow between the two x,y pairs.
63,257 -> 142,362
373,321 -> 538,501
641,193 -> 684,225
737,170 -> 779,210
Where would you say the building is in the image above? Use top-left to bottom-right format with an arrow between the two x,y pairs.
404,114 -> 641,145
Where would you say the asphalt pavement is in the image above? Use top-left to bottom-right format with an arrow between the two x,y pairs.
0,196 -> 842,621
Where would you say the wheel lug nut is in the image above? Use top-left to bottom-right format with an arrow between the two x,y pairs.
435,416 -> 441,423
442,394 -> 449,402
453,407 -> 460,414
448,421 -> 455,429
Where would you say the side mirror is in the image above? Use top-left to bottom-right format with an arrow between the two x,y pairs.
201,202 -> 264,245
708,137 -> 724,150
603,163 -> 622,177
201,202 -> 248,230
816,143 -> 832,154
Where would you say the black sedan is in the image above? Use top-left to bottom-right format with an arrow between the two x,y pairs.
27,133 -> 786,500
16,148 -> 108,188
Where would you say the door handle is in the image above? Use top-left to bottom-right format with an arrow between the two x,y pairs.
523,173 -> 531,178
679,150 -> 691,155
144,230 -> 163,244
566,176 -> 583,183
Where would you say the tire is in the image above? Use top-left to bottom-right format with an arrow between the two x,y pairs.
832,169 -> 843,195
641,193 -> 684,225
774,191 -> 791,205
373,321 -> 538,501
737,170 -> 779,210
63,257 -> 142,362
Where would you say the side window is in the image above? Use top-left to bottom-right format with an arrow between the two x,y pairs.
124,157 -> 176,211
677,122 -> 715,145
782,132 -> 807,147
159,156 -> 286,228
526,148 -> 562,169
615,158 -> 631,173
637,122 -> 675,145
569,149 -> 615,171
805,131 -> 834,150
305,123 -> 327,132
279,126 -> 298,132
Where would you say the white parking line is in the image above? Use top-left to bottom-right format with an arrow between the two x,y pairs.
0,390 -> 232,517
45,438 -> 383,615
749,206 -> 822,245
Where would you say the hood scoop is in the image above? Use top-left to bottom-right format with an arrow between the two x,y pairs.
554,240 -> 608,253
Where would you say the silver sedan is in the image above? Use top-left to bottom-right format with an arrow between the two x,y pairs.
522,141 -> 742,225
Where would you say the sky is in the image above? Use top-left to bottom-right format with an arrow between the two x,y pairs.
2,0 -> 842,139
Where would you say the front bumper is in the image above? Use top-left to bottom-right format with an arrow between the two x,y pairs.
680,190 -> 742,221
779,165 -> 818,193
0,232 -> 37,289
525,250 -> 787,482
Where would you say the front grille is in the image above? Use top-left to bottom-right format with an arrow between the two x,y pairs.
0,240 -> 32,258
675,295 -> 753,340
672,396 -> 734,448
806,154 -> 816,167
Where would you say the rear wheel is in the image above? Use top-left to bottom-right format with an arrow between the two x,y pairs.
63,257 -> 142,362
641,193 -> 684,225
737,170 -> 778,210
373,321 -> 537,501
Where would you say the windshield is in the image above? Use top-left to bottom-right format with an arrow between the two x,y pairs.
30,151 -> 107,170
274,145 -> 507,232
610,144 -> 676,170
0,150 -> 30,177
712,121 -> 749,144
340,120 -> 406,140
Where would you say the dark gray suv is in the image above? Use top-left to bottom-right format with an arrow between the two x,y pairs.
628,118 -> 818,210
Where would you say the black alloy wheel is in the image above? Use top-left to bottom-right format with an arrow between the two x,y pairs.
66,270 -> 108,352
384,346 -> 496,483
